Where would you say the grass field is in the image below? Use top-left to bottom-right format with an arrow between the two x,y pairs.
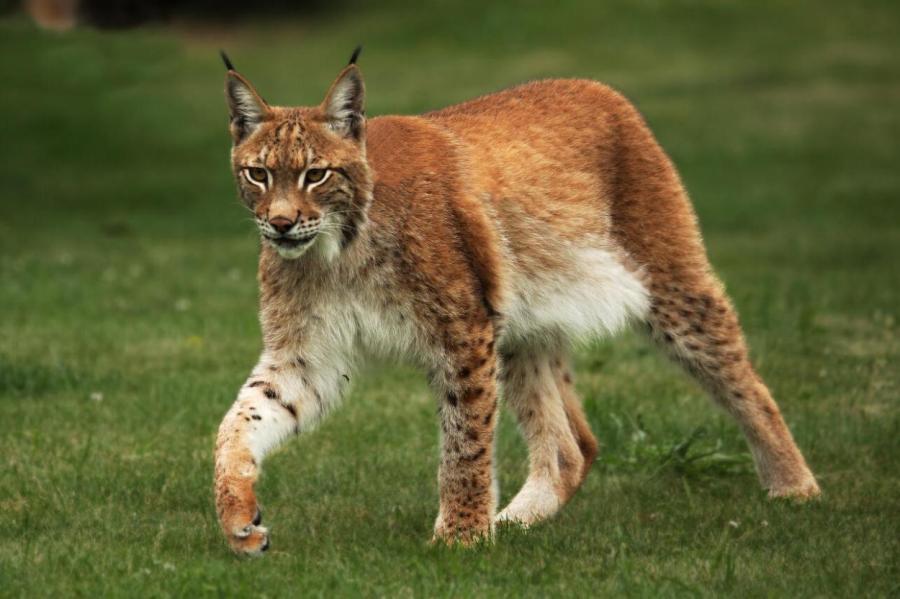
1,0 -> 899,595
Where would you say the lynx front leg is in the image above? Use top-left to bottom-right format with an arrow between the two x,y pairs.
214,359 -> 331,555
432,325 -> 500,546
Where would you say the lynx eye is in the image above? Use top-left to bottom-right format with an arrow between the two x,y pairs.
244,167 -> 268,185
304,168 -> 327,185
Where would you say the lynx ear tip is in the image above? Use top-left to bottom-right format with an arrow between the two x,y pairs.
348,45 -> 363,66
220,50 -> 236,72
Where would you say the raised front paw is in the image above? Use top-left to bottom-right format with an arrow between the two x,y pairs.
215,469 -> 270,556
222,506 -> 270,556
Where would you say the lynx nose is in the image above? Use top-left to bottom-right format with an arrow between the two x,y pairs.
268,216 -> 295,235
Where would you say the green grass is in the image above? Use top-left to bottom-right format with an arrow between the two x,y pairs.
1,0 -> 899,595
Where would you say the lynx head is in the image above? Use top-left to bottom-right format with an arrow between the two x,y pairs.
222,47 -> 372,260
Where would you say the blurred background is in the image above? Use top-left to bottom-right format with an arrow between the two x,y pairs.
1,0 -> 897,595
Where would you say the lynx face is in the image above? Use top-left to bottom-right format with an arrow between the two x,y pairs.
225,59 -> 371,260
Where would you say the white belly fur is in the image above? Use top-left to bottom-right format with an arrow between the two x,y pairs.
503,246 -> 650,346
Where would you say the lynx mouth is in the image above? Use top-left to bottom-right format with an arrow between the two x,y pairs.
266,233 -> 317,250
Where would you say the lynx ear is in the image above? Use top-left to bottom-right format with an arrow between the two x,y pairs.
322,62 -> 365,141
221,52 -> 270,143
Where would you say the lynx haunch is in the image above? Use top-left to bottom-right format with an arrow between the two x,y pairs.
213,48 -> 819,555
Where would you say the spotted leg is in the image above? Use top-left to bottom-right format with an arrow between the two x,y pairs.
647,275 -> 820,499
214,355 -> 341,555
432,321 -> 501,545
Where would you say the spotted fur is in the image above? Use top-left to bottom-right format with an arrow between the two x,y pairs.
213,54 -> 819,555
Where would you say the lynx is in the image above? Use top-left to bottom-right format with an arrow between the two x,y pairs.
213,48 -> 819,555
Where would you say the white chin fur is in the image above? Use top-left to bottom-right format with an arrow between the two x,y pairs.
265,231 -> 342,262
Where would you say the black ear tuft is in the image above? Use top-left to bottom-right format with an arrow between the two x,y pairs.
348,45 -> 363,66
220,50 -> 236,72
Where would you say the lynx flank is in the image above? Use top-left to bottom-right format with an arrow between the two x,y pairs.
213,48 -> 820,555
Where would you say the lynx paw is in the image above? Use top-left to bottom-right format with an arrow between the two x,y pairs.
432,513 -> 493,547
224,508 -> 270,556
495,477 -> 561,527
768,476 -> 821,502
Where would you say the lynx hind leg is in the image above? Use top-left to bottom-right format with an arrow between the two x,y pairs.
647,276 -> 820,499
551,356 -> 599,483
496,349 -> 591,527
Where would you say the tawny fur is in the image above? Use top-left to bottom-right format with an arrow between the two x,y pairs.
213,58 -> 820,555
